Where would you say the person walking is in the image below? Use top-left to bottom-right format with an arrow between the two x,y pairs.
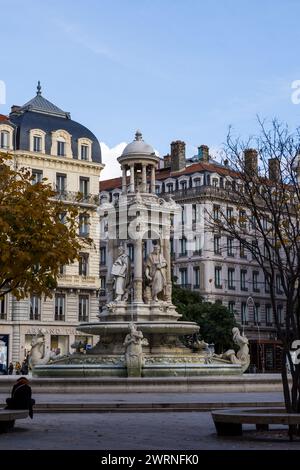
8,362 -> 14,375
15,361 -> 21,375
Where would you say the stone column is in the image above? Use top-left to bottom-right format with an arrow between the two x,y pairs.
142,164 -> 147,193
122,167 -> 127,194
162,237 -> 172,302
151,165 -> 156,193
133,238 -> 143,302
129,164 -> 135,193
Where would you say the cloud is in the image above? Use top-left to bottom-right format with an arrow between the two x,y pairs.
100,142 -> 127,180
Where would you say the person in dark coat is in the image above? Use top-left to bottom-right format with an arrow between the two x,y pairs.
8,362 -> 14,375
5,377 -> 35,418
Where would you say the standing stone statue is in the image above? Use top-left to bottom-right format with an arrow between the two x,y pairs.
111,245 -> 131,302
123,323 -> 148,377
145,245 -> 167,301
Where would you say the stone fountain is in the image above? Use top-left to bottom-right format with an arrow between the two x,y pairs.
34,131 -> 248,378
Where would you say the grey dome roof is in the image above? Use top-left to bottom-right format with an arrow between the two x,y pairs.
121,130 -> 155,157
9,82 -> 101,163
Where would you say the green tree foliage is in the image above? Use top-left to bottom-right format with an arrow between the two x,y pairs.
172,284 -> 237,353
0,152 -> 90,299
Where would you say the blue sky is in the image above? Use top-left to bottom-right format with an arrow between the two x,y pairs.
1,0 -> 300,178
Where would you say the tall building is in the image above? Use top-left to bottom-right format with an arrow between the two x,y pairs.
0,83 -> 103,367
100,140 -> 283,372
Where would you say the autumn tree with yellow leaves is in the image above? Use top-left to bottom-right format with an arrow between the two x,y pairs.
0,152 -> 89,299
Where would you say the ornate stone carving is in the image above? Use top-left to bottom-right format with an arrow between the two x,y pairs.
123,323 -> 148,377
144,245 -> 167,302
211,327 -> 250,372
111,245 -> 131,302
28,330 -> 60,369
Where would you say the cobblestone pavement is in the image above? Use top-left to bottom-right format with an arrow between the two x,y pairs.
1,412 -> 300,450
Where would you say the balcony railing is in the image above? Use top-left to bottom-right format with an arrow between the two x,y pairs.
177,283 -> 192,290
53,190 -> 100,206
78,316 -> 89,322
161,185 -> 237,201
0,313 -> 7,320
55,315 -> 65,321
30,315 -> 41,321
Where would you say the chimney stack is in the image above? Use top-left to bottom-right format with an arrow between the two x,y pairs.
268,158 -> 280,181
170,140 -> 186,172
198,145 -> 209,162
10,105 -> 21,114
163,153 -> 171,168
244,148 -> 258,175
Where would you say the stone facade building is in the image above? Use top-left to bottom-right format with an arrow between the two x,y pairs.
100,140 -> 284,372
0,84 -> 103,367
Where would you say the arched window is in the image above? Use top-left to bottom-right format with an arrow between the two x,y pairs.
0,130 -> 9,149
57,137 -> 66,157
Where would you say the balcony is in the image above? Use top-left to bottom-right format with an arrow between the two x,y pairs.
161,184 -> 238,202
177,284 -> 192,290
78,316 -> 89,322
55,315 -> 65,321
53,190 -> 99,207
57,275 -> 100,289
179,251 -> 188,257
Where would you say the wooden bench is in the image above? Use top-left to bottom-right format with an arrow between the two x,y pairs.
0,409 -> 29,432
212,408 -> 300,436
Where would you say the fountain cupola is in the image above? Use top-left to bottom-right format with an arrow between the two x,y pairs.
118,130 -> 160,194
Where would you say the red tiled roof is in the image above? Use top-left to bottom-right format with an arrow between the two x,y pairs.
0,114 -> 9,122
99,160 -> 238,191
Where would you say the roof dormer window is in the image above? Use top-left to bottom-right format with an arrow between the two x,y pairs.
0,130 -> 9,149
81,144 -> 89,161
57,138 -> 66,157
33,136 -> 42,152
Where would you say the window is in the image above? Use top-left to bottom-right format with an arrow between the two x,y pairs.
179,268 -> 188,287
59,212 -> 67,224
192,204 -> 197,223
100,247 -> 106,265
266,305 -> 272,325
265,273 -> 270,293
78,295 -> 89,322
194,178 -> 201,187
213,205 -> 220,221
276,274 -> 283,294
79,214 -> 90,237
59,265 -> 65,275
240,240 -> 247,258
0,130 -> 9,149
180,238 -> 187,256
81,144 -> 89,160
253,271 -> 260,292
166,183 -> 173,193
0,295 -> 6,320
128,244 -> 134,262
239,210 -> 247,228
241,302 -> 248,324
240,270 -> 248,291
228,301 -> 235,315
180,180 -> 187,190
55,294 -> 65,321
33,136 -> 42,152
79,253 -> 89,276
254,303 -> 260,325
228,268 -> 235,290
100,276 -> 106,295
80,177 -> 89,198
32,170 -> 43,184
226,207 -> 233,220
214,235 -> 221,255
212,178 -> 218,187
193,267 -> 200,288
57,139 -> 65,156
215,266 -> 222,288
251,240 -> 258,260
30,295 -> 41,320
194,236 -> 202,255
56,173 -> 66,193
277,305 -> 284,325
227,237 -> 234,256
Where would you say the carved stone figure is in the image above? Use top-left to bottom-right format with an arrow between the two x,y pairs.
145,245 -> 167,301
212,327 -> 250,372
123,323 -> 148,377
28,331 -> 60,369
111,245 -> 131,302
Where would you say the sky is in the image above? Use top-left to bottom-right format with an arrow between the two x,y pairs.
1,0 -> 300,180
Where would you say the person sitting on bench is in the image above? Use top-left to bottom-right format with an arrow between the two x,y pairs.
5,376 -> 35,418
